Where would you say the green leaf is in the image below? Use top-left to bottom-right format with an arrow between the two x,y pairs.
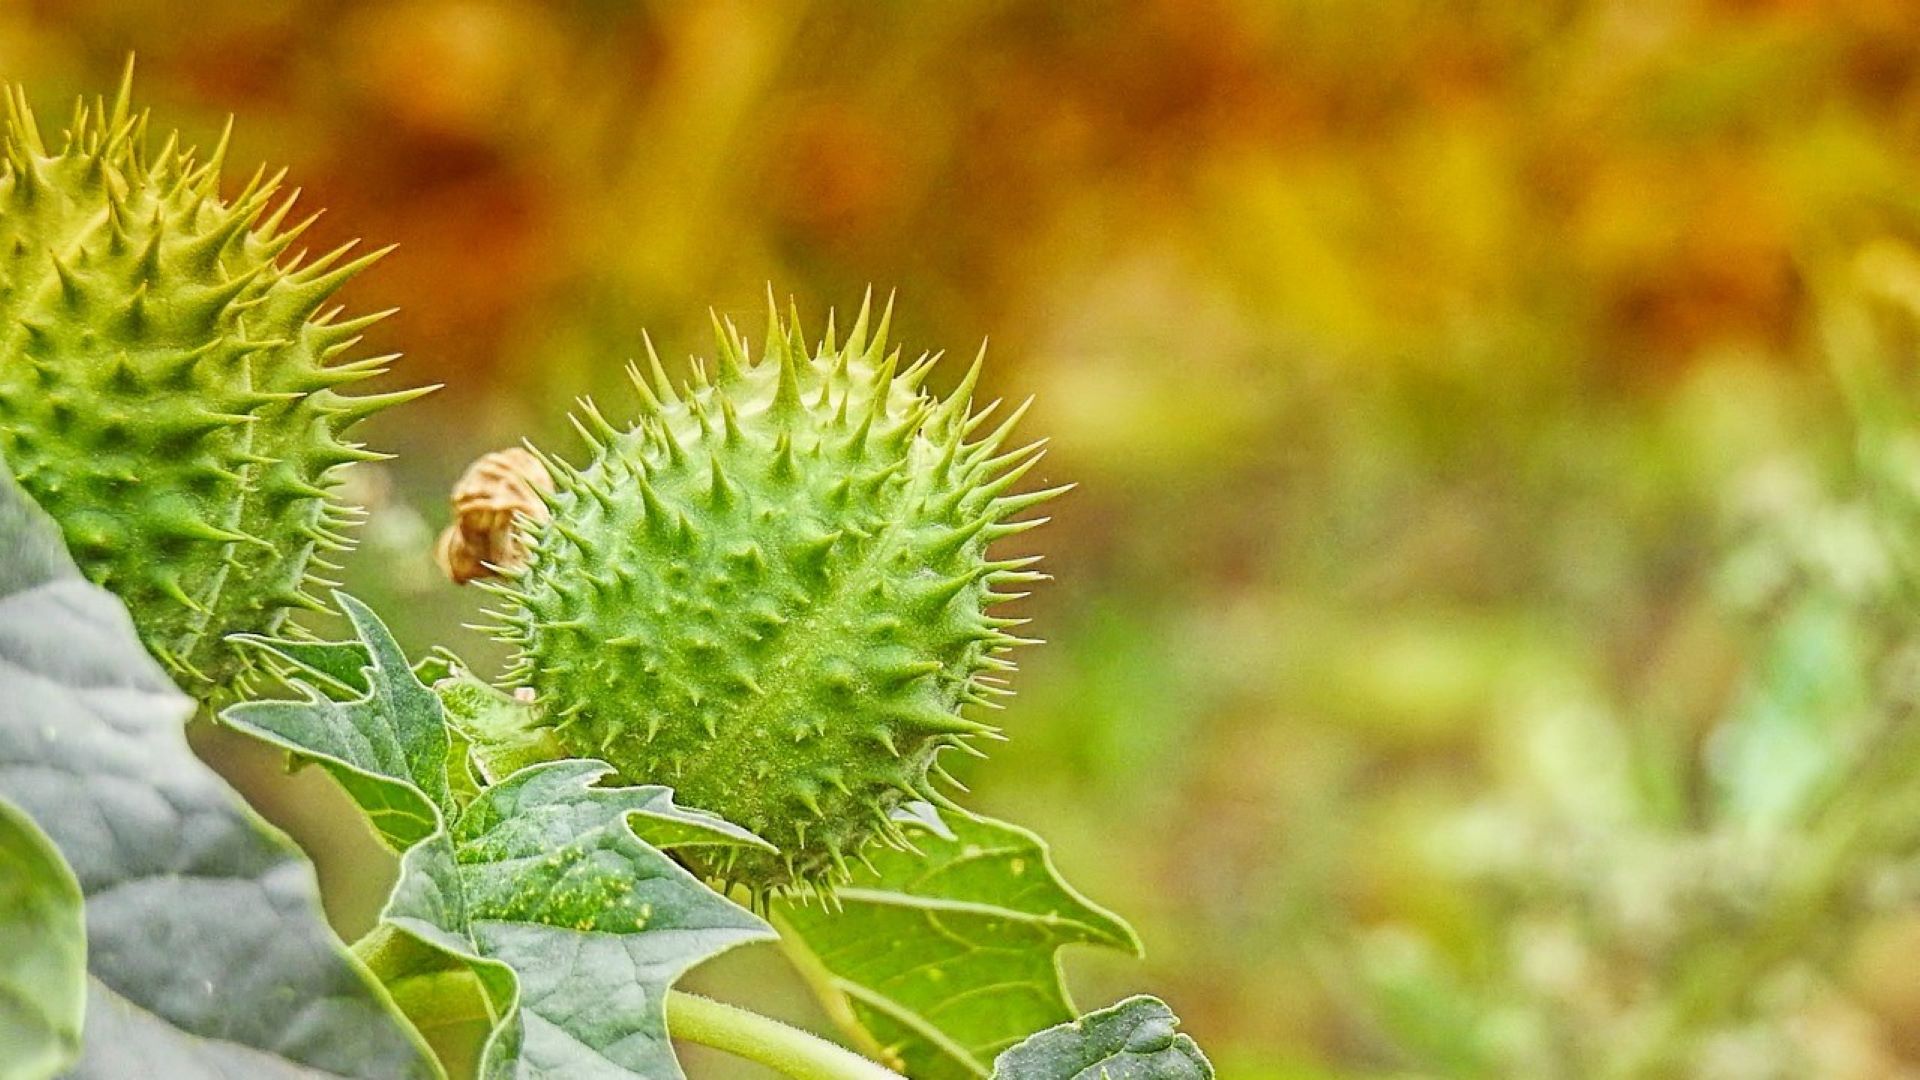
223,597 -> 778,1079
0,465 -> 440,1079
231,633 -> 377,699
228,594 -> 455,850
232,635 -> 499,813
0,796 -> 85,1080
774,805 -> 1141,1078
989,996 -> 1214,1079
402,761 -> 781,1078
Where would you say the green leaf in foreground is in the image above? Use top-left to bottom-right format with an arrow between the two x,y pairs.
0,466 -> 439,1079
0,796 -> 85,1080
989,996 -> 1214,1080
775,806 -> 1141,1078
229,594 -> 455,850
223,597 -> 778,1079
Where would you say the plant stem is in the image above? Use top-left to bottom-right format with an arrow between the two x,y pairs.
768,909 -> 894,1064
666,990 -> 902,1080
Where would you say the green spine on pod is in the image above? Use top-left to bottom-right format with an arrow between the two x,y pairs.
487,292 -> 1064,894
0,63 -> 426,697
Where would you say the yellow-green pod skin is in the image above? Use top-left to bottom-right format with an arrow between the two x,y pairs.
0,75 -> 417,697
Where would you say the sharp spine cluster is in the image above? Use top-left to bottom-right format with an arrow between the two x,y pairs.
485,290 -> 1064,894
0,63 -> 424,696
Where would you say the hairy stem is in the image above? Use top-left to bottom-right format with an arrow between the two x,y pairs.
768,909 -> 894,1062
666,991 -> 903,1080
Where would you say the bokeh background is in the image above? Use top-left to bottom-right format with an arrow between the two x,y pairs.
17,1 -> 1920,1076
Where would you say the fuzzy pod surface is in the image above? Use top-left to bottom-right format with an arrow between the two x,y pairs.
489,295 -> 1062,893
0,68 -> 422,696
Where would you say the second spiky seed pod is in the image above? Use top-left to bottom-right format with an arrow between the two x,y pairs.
487,295 -> 1062,893
0,70 -> 421,697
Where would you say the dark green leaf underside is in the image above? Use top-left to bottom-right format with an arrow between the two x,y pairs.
0,464 -> 438,1079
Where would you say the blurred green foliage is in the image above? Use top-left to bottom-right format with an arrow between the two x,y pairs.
17,0 -> 1920,1075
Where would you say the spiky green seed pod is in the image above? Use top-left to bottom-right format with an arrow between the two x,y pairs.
0,66 -> 424,697
488,293 -> 1063,893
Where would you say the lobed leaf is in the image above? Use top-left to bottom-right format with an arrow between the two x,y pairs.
774,805 -> 1140,1078
223,597 -> 777,1079
0,796 -> 85,1080
0,464 -> 440,1079
989,995 -> 1213,1080
230,634 -> 378,699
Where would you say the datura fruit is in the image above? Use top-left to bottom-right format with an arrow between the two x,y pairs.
484,295 -> 1063,893
0,67 -> 421,696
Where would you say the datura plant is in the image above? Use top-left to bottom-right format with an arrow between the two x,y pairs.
0,69 -> 1213,1080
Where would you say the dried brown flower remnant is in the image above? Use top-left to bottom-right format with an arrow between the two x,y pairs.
435,448 -> 554,583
